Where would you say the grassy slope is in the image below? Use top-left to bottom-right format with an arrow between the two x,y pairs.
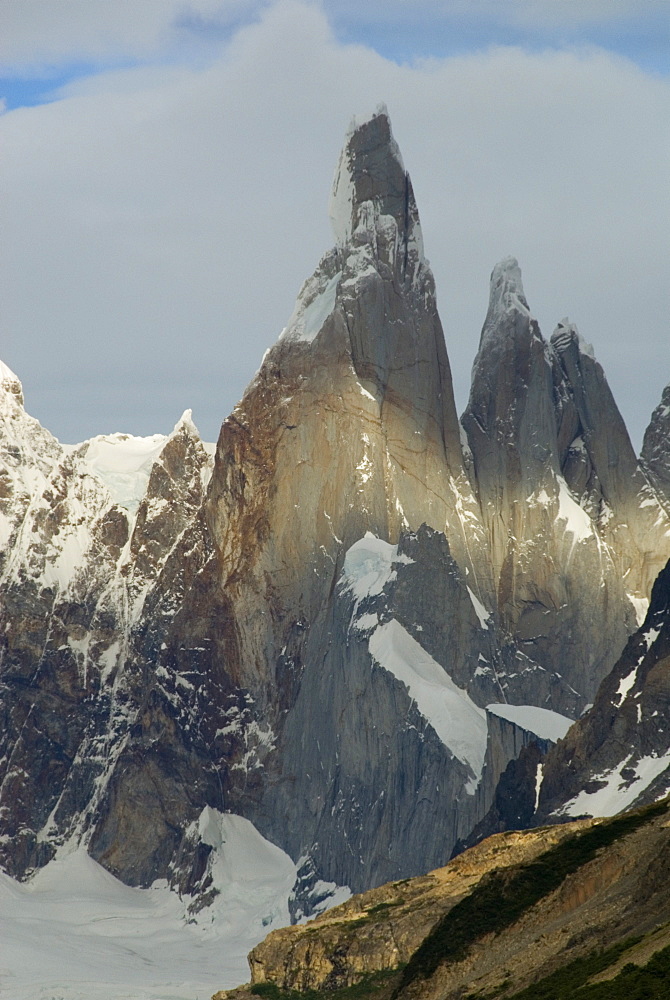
248,798 -> 670,1000
472,935 -> 670,1000
395,798 -> 669,995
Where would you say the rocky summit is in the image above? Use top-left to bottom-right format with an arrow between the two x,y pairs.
1,107 -> 669,933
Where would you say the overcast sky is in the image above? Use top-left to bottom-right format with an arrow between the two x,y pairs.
1,0 -> 669,448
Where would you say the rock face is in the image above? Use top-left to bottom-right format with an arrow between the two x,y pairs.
641,382 -> 670,507
1,108 -> 670,913
462,273 -> 666,704
157,109 -> 499,895
0,380 -> 214,880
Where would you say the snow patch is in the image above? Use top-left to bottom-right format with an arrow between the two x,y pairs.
352,612 -> 379,633
614,665 -> 639,707
192,809 -> 296,938
531,488 -> 552,506
643,627 -> 661,649
341,532 -> 413,603
311,880 -> 351,911
369,619 -> 487,787
559,750 -> 670,819
628,594 -> 649,626
556,475 -> 593,544
467,586 -> 490,629
329,143 -> 356,248
280,270 -> 341,344
356,433 -> 373,484
534,763 -> 544,811
487,704 -> 573,743
459,422 -> 473,464
357,382 -> 376,402
295,880 -> 352,924
80,432 -> 168,513
40,519 -> 96,590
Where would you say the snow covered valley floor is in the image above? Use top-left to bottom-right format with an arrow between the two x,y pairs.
0,814 -> 299,1000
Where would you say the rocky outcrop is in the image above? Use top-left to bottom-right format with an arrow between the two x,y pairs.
0,400 -> 214,880
239,798 -> 670,1000
248,820 -> 591,992
0,360 -> 62,577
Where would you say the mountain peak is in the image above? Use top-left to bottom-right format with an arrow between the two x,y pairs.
171,408 -> 201,439
328,107 -> 424,263
0,359 -> 24,407
551,319 -> 595,359
484,257 -> 530,327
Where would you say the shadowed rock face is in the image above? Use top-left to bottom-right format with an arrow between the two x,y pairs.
550,321 -> 638,513
1,110 -> 670,909
550,324 -> 669,599
641,383 -> 670,505
327,109 -> 462,464
536,557 -> 670,823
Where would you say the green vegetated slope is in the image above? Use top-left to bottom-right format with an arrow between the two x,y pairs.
396,798 -> 670,996
485,937 -> 670,1000
250,970 -> 401,1000
238,797 -> 670,1000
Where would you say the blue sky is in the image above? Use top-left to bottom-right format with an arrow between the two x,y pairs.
325,2 -> 670,73
0,0 -> 670,96
1,1 -> 669,445
3,1 -> 668,109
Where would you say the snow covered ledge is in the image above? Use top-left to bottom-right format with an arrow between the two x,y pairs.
477,703 -> 574,818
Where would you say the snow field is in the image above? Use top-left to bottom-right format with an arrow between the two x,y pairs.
0,812 -> 298,1000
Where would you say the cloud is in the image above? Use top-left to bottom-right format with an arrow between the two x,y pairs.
3,0 -> 666,74
503,0 -> 669,29
320,0 -> 670,73
322,0 -> 655,25
0,0 -> 269,72
1,0 -> 668,448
